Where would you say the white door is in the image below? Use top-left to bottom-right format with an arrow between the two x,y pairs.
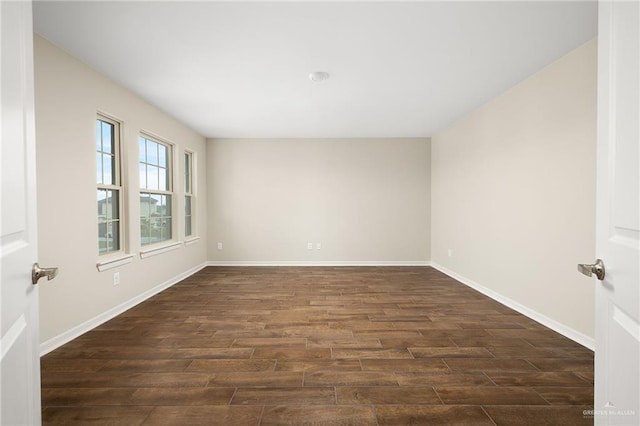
592,1 -> 640,425
1,1 -> 45,425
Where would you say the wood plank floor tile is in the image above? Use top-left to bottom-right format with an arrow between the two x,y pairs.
261,406 -> 377,425
42,388 -> 137,407
40,358 -> 106,372
534,386 -> 594,405
186,359 -> 274,372
232,338 -> 308,348
451,337 -> 534,348
130,387 -> 235,405
576,372 -> 594,384
141,406 -> 262,426
252,348 -> 331,359
168,348 -> 255,359
435,386 -> 549,405
307,338 -> 382,348
232,387 -> 336,405
375,405 -> 495,425
352,330 -> 422,338
395,372 -> 494,387
486,372 -> 591,387
304,371 -> 398,386
361,359 -> 449,372
336,386 -> 441,405
157,337 -> 235,348
526,358 -> 594,372
483,405 -> 593,425
275,359 -> 362,372
410,347 -> 495,358
42,406 -> 153,425
444,358 -> 539,372
332,348 -> 413,359
41,372 -> 211,388
97,360 -> 192,373
525,338 -> 586,348
416,329 -> 490,338
378,337 -> 455,348
208,371 -> 303,387
486,346 -> 574,358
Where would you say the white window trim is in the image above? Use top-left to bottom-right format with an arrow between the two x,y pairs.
184,236 -> 201,246
139,241 -> 182,259
96,254 -> 134,272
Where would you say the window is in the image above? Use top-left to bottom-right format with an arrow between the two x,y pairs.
97,116 -> 122,255
184,151 -> 194,237
139,134 -> 173,246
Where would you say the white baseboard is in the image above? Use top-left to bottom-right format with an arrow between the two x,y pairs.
39,262 -> 208,356
206,260 -> 431,267
430,262 -> 594,350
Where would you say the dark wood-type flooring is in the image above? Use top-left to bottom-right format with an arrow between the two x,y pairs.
41,267 -> 594,425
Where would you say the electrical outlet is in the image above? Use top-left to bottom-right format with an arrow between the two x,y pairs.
217,242 -> 223,250
113,272 -> 120,286
307,242 -> 313,250
448,248 -> 453,257
316,243 -> 322,250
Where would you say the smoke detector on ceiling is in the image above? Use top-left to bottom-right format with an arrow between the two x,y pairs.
309,71 -> 330,82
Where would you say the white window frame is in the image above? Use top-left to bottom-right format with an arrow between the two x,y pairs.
139,132 -> 175,248
97,114 -> 124,257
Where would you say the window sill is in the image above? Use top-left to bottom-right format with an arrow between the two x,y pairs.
139,241 -> 182,259
96,254 -> 134,272
184,236 -> 201,246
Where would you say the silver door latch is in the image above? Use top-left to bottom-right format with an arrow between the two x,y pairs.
577,259 -> 605,280
32,262 -> 58,285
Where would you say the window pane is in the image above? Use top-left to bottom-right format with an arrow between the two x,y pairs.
103,154 -> 112,185
108,221 -> 120,252
184,153 -> 191,193
140,193 -> 150,218
139,137 -> 146,163
158,144 -> 167,167
139,163 -> 147,189
147,165 -> 159,190
97,153 -> 104,184
147,140 -> 158,165
140,217 -> 151,245
148,218 -> 160,243
108,190 -> 119,220
101,121 -> 113,154
185,216 -> 192,237
162,194 -> 171,216
162,219 -> 171,242
185,196 -> 191,216
98,189 -> 108,219
98,222 -> 108,254
96,120 -> 102,151
149,193 -> 161,216
185,194 -> 192,237
158,167 -> 167,191
98,189 -> 120,254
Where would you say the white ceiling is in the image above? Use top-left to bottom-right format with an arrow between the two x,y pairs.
33,1 -> 597,139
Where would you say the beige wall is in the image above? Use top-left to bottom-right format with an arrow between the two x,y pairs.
34,36 -> 208,345
207,138 -> 430,263
431,39 -> 597,343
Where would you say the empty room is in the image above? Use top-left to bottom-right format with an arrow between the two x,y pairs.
1,1 -> 639,425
